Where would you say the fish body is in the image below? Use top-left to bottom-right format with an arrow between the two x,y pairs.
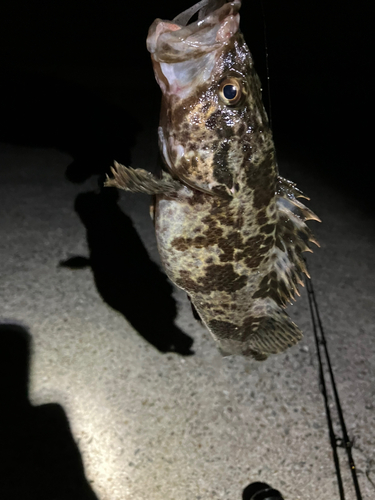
106,0 -> 319,360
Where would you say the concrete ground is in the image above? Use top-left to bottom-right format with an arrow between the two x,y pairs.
0,138 -> 374,500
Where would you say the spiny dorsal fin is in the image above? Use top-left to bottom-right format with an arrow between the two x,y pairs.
266,176 -> 321,306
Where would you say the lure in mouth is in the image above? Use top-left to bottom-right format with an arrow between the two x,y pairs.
147,0 -> 241,99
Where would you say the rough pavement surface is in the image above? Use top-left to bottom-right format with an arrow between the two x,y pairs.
0,141 -> 374,500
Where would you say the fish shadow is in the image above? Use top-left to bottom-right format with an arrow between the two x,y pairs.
60,187 -> 194,355
0,323 -> 99,500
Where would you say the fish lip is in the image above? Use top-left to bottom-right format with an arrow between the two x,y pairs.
147,0 -> 241,63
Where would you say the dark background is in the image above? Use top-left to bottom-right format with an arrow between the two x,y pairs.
0,2 -> 372,498
0,0 -> 372,206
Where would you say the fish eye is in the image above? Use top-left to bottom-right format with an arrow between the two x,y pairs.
218,78 -> 242,106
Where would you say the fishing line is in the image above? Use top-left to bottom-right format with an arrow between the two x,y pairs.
260,0 -> 272,130
260,3 -> 362,497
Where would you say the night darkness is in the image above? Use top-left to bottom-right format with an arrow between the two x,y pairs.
0,0 -> 372,204
0,1 -> 374,499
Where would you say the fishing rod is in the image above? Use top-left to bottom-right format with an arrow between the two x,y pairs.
304,259 -> 363,500
259,1 -> 363,498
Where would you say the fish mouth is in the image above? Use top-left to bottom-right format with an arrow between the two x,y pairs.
147,0 -> 241,96
147,0 -> 241,63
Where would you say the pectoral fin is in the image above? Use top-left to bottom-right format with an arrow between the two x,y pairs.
105,161 -> 183,196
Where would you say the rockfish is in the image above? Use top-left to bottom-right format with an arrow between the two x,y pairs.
106,0 -> 320,360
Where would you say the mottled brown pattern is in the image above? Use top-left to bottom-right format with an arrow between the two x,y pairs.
256,208 -> 267,226
250,151 -> 276,210
176,264 -> 247,293
213,142 -> 233,188
108,1 -> 319,360
208,320 -> 240,339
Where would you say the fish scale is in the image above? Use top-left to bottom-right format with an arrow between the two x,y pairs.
105,0 -> 320,360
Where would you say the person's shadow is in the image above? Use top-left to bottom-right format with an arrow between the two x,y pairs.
60,186 -> 194,355
0,323 -> 99,500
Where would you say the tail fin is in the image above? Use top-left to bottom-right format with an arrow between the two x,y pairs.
241,309 -> 302,360
214,306 -> 302,361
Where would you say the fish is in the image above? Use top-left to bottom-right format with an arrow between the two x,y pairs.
105,0 -> 320,360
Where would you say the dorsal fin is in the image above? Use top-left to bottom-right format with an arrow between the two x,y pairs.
267,176 -> 321,307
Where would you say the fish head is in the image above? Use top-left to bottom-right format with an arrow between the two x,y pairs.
147,0 -> 272,198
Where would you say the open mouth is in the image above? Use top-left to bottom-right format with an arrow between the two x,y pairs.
147,1 -> 241,96
147,0 -> 241,63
